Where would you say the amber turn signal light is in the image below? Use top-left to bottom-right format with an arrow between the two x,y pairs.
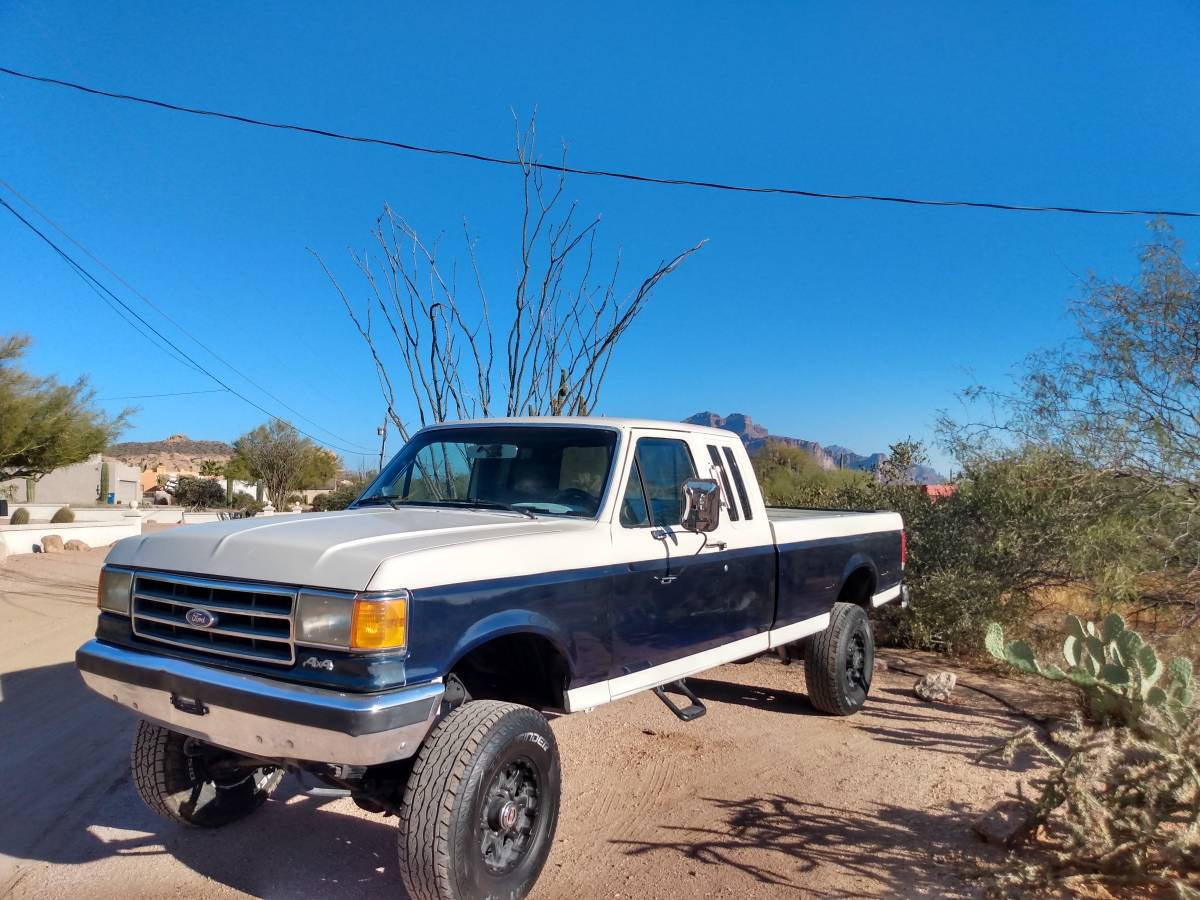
350,594 -> 408,650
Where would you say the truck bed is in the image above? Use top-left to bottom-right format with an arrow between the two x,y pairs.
766,506 -> 903,543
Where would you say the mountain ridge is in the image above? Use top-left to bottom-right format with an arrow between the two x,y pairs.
683,412 -> 945,485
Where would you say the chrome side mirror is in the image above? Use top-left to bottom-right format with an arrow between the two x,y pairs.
681,479 -> 721,533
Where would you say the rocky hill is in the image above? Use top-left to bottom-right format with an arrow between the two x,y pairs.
684,412 -> 945,484
107,434 -> 235,472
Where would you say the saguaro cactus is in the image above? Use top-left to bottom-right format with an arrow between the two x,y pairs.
98,462 -> 110,503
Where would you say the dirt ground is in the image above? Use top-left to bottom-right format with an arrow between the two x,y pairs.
0,544 -> 1048,899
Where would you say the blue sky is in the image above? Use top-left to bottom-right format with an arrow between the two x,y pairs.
2,3 -> 1198,474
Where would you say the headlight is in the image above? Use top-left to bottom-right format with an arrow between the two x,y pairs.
97,567 -> 133,615
295,589 -> 408,652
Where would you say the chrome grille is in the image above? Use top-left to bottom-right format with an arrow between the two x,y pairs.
131,573 -> 297,665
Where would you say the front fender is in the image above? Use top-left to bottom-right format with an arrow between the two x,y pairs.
445,609 -> 574,674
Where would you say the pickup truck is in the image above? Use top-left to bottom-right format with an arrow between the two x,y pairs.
77,417 -> 907,900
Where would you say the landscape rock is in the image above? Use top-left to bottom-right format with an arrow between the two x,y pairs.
40,535 -> 65,553
0,542 -> 7,566
914,671 -> 957,702
972,800 -> 1032,846
64,539 -> 90,552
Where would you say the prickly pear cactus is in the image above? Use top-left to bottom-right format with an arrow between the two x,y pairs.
985,614 -> 1194,728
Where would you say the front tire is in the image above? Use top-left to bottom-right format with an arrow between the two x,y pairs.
398,700 -> 561,900
130,720 -> 283,827
804,602 -> 875,715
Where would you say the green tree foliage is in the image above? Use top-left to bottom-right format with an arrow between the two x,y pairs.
0,335 -> 128,481
198,460 -> 225,478
174,476 -> 228,509
297,447 -> 339,489
755,440 -> 1143,655
311,480 -> 368,511
9,507 -> 29,525
232,420 -> 339,508
946,223 -> 1200,610
750,441 -> 871,507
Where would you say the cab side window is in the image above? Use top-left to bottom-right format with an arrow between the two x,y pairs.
620,437 -> 696,528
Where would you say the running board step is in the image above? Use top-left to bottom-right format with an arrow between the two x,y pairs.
652,679 -> 707,721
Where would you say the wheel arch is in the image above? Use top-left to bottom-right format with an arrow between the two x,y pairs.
445,612 -> 574,712
836,556 -> 878,608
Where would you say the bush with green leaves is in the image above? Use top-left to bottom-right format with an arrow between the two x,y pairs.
9,507 -> 30,525
983,615 -> 1199,896
311,481 -> 366,512
174,476 -> 228,510
230,491 -> 264,517
50,506 -> 74,524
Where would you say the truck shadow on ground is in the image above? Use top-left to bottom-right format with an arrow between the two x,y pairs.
613,793 -> 1001,897
0,661 -> 410,899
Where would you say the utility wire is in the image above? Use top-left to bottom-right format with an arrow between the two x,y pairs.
0,196 -> 364,456
2,64 -> 1197,219
0,176 -> 373,453
97,388 -> 230,401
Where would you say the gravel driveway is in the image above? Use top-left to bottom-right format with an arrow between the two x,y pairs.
0,545 -> 1035,899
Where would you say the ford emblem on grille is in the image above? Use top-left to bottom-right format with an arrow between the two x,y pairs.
185,608 -> 219,628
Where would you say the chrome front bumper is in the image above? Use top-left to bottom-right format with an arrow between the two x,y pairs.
76,640 -> 444,766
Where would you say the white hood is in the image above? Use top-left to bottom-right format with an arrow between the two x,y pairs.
106,507 -> 595,592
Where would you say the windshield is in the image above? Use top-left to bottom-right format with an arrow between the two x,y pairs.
356,425 -> 619,518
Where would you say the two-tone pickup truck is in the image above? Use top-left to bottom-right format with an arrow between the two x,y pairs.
77,417 -> 907,900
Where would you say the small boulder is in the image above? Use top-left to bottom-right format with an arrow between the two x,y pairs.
41,534 -> 65,553
914,671 -> 957,702
972,800 -> 1032,846
64,539 -> 90,552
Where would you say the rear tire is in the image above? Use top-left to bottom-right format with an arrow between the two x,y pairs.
131,720 -> 282,827
804,602 -> 875,716
398,700 -> 561,900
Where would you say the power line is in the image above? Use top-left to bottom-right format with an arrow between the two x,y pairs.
97,388 -> 229,401
0,196 -> 365,456
2,64 -> 1197,219
0,176 -> 373,453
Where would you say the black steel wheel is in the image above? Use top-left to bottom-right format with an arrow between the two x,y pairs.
398,700 -> 561,900
131,720 -> 282,827
804,601 -> 875,716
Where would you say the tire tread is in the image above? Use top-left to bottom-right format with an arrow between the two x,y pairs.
398,700 -> 538,900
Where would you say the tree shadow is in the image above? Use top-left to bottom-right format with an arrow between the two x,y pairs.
858,690 -> 1045,772
614,794 -> 998,897
0,661 -> 408,898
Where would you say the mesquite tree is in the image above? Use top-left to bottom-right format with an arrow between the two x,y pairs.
0,334 -> 127,483
316,117 -> 704,441
943,223 -> 1200,608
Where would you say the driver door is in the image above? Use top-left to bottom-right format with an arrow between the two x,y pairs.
607,431 -> 764,695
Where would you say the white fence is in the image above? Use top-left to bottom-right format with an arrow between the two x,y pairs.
0,515 -> 143,555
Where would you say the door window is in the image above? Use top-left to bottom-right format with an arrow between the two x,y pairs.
620,438 -> 696,528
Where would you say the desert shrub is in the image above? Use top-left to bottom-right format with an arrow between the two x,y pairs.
755,439 -> 1149,655
311,481 -> 366,512
9,507 -> 30,525
230,491 -> 264,517
175,476 -> 227,510
983,615 -> 1198,895
50,506 -> 74,523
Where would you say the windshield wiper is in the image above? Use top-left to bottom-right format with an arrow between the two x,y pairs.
383,498 -> 537,519
354,496 -> 401,509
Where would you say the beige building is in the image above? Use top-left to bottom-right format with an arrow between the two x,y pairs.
1,454 -> 142,507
